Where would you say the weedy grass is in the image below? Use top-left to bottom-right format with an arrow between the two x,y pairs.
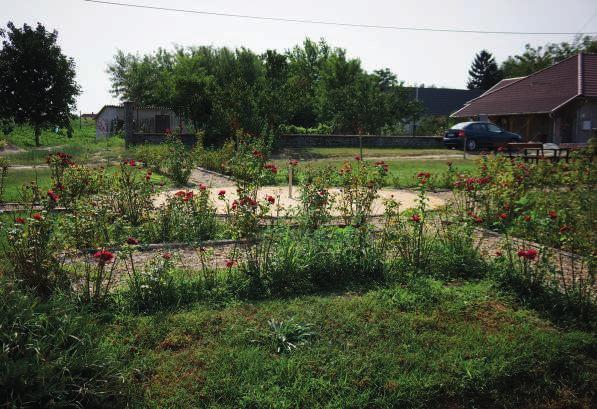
106,279 -> 596,408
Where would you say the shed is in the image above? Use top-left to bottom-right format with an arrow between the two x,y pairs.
95,104 -> 188,138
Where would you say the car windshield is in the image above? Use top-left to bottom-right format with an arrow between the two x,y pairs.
450,122 -> 470,130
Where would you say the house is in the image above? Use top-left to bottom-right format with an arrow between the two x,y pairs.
451,53 -> 597,143
80,113 -> 96,120
95,104 -> 188,138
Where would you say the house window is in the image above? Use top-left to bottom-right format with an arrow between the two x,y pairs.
582,120 -> 592,130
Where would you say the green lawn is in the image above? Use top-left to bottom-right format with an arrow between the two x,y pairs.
1,119 -> 125,166
275,146 -> 458,160
0,165 -> 170,202
272,158 -> 476,188
107,279 -> 595,408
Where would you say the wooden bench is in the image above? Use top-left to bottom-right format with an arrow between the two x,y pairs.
506,142 -> 544,163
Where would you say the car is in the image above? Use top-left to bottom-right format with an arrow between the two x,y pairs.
443,121 -> 522,151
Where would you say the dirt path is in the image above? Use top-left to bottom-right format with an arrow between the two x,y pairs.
188,167 -> 233,187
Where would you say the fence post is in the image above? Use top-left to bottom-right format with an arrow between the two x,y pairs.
123,101 -> 134,148
288,165 -> 293,199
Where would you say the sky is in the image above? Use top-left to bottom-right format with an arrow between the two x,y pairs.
3,0 -> 597,113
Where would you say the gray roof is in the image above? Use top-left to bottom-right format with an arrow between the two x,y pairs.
405,87 -> 484,116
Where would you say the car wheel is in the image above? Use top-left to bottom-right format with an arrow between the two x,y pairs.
466,138 -> 477,151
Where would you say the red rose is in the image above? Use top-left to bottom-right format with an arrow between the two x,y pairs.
354,155 -> 361,161
498,213 -> 507,220
289,159 -> 299,166
93,249 -> 114,264
523,215 -> 532,222
517,248 -> 538,261
218,190 -> 226,197
32,213 -> 42,221
225,259 -> 236,268
266,195 -> 275,204
162,252 -> 172,260
127,237 -> 139,245
548,211 -> 557,219
559,225 -> 571,234
175,190 -> 186,197
495,251 -> 503,257
410,214 -> 421,223
15,217 -> 25,224
199,184 -> 207,191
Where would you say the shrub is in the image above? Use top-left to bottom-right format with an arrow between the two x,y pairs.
130,143 -> 168,172
146,187 -> 218,243
59,164 -> 105,208
164,131 -> 196,185
1,211 -> 67,298
46,151 -> 73,188
110,160 -> 153,226
0,282 -> 128,407
336,158 -> 387,226
296,165 -> 335,230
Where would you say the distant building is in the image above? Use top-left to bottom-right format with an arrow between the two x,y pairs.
80,113 -> 96,120
451,53 -> 597,143
407,87 -> 484,116
95,104 -> 188,138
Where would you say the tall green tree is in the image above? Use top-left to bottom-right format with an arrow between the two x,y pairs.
466,50 -> 502,90
0,22 -> 80,146
501,35 -> 597,78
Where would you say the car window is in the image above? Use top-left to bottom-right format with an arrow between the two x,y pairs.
487,124 -> 502,133
451,122 -> 469,130
468,124 -> 484,132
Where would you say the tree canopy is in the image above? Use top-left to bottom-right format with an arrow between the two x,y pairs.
0,22 -> 80,146
107,38 -> 422,144
500,35 -> 597,78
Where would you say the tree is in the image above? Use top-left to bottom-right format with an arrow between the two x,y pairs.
0,22 -> 80,146
466,50 -> 502,90
501,35 -> 597,78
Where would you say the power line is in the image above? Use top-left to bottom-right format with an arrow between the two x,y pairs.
577,8 -> 597,35
83,0 -> 597,36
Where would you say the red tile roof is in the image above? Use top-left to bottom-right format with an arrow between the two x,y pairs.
452,53 -> 597,118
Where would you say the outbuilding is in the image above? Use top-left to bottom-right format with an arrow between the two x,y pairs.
95,104 -> 187,138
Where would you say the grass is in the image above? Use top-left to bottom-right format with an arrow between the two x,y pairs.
1,119 -> 126,166
274,147 -> 457,160
272,158 -> 476,188
106,279 -> 595,408
0,165 -> 171,202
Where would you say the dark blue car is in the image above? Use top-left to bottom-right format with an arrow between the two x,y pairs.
443,121 -> 522,151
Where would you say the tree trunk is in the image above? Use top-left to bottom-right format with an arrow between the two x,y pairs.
34,126 -> 41,147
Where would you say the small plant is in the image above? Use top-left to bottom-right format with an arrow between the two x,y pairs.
260,318 -> 316,354
46,151 -> 73,188
123,251 -> 177,313
0,156 -> 8,203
